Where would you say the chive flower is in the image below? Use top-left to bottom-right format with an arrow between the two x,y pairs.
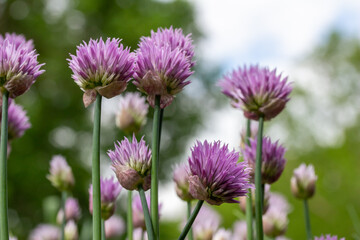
57,197 -> 81,224
89,177 -> 122,220
291,163 -> 317,199
47,155 -> 75,192
242,137 -> 286,184
0,33 -> 45,98
108,135 -> 152,191
29,224 -> 60,240
64,220 -> 78,240
219,65 -> 292,120
68,38 -> 134,107
188,140 -> 252,205
191,205 -> 221,240
133,27 -> 194,108
116,92 -> 148,134
6,100 -> 31,141
232,221 -> 247,240
213,228 -> 232,240
315,235 -> 345,240
172,163 -> 194,201
105,216 -> 125,238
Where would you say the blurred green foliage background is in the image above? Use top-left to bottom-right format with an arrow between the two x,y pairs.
1,0 -> 360,239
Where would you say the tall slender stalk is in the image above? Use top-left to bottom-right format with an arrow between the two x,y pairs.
61,191 -> 67,240
178,200 -> 204,240
101,219 -> 106,240
245,118 -> 253,240
92,94 -> 102,240
187,201 -> 193,240
139,186 -> 154,240
0,90 -> 9,240
151,95 -> 162,239
303,199 -> 312,240
127,190 -> 133,240
254,116 -> 264,240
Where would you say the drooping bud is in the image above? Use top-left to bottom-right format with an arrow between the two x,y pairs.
172,163 -> 194,201
291,163 -> 317,199
89,177 -> 122,220
47,155 -> 75,192
108,135 -> 151,191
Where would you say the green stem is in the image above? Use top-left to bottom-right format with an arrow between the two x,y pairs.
92,94 -> 102,240
151,95 -> 162,240
101,218 -> 106,240
254,116 -> 264,240
61,191 -> 67,240
0,91 -> 9,239
127,191 -> 133,240
139,186 -> 154,240
187,201 -> 193,240
178,200 -> 204,240
245,118 -> 253,240
303,199 -> 312,240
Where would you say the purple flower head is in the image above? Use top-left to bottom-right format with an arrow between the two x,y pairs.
239,184 -> 270,216
315,235 -> 345,240
132,193 -> 162,230
218,65 -> 292,121
6,101 -> 31,141
108,135 -> 152,191
57,197 -> 81,224
68,38 -> 134,107
187,140 -> 252,205
89,176 -> 122,220
47,155 -> 75,192
133,27 -> 194,108
291,163 -> 317,199
105,215 -> 125,238
232,221 -> 247,240
242,137 -> 286,184
191,205 -> 221,240
116,92 -> 149,134
263,193 -> 291,238
0,34 -> 45,98
0,32 -> 34,51
64,220 -> 78,240
29,224 -> 60,240
172,163 -> 194,201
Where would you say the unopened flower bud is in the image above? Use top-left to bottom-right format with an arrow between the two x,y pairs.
172,163 -> 194,201
291,163 -> 317,199
105,216 -> 125,238
57,197 -> 81,224
47,155 -> 74,192
65,220 -> 78,240
239,184 -> 270,216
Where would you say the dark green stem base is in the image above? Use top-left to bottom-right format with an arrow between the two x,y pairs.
178,200 -> 204,240
92,94 -> 102,240
255,116 -> 264,240
0,91 -> 9,240
139,187 -> 154,240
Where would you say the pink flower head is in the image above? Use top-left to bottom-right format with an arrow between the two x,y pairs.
108,135 -> 152,191
89,176 -> 122,220
57,197 -> 81,223
132,193 -> 161,230
6,101 -> 31,140
191,205 -> 221,240
315,235 -> 345,240
105,215 -> 125,238
29,224 -> 60,240
291,163 -> 317,199
47,155 -> 75,192
116,92 -> 149,134
172,163 -> 194,201
64,220 -> 78,240
133,27 -> 194,108
232,221 -> 247,240
213,228 -> 232,240
0,33 -> 45,98
68,38 -> 134,107
219,65 -> 292,121
188,140 -> 252,205
263,193 -> 291,238
242,137 -> 286,184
